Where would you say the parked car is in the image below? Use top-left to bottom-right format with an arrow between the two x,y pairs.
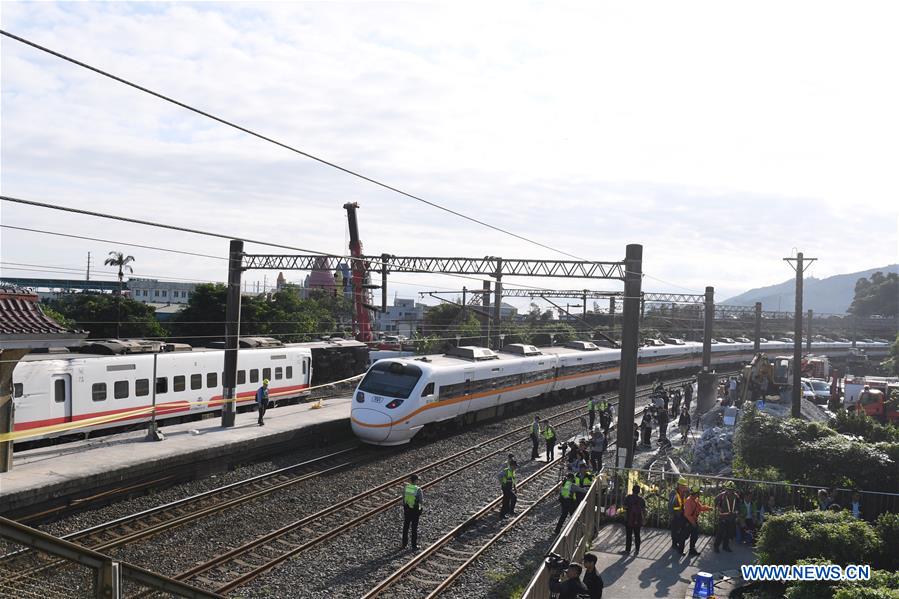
777,337 -> 793,343
803,378 -> 831,404
800,380 -> 817,402
662,337 -> 685,345
717,337 -> 736,344
758,337 -> 768,343
734,337 -> 751,343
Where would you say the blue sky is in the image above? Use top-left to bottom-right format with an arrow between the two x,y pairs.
1,1 -> 897,310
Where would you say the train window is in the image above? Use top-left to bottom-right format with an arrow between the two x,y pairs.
13,383 -> 23,398
92,383 -> 107,402
286,366 -> 293,379
54,379 -> 66,403
136,379 -> 149,397
174,376 -> 186,392
114,381 -> 129,399
191,374 -> 202,390
238,370 -> 246,385
263,368 -> 272,381
250,369 -> 259,383
207,373 -> 217,388
156,377 -> 168,394
275,367 -> 283,380
302,360 -> 307,374
422,382 -> 435,397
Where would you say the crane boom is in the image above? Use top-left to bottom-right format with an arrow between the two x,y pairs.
343,202 -> 373,342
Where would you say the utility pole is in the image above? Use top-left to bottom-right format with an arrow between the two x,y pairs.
784,252 -> 816,418
493,259 -> 503,351
754,302 -> 762,352
582,291 -> 588,322
482,280 -> 491,348
381,253 -> 390,314
609,297 -> 616,336
617,244 -> 642,468
222,240 -> 244,428
697,286 -> 717,413
86,252 -> 91,281
807,309 -> 813,352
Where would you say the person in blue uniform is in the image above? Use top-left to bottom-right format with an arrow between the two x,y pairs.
256,379 -> 270,426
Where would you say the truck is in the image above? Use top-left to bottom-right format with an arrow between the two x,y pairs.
844,376 -> 899,423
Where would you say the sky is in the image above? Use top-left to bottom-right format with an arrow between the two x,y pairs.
1,1 -> 898,313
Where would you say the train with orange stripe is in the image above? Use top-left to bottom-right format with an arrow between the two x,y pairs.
351,339 -> 891,445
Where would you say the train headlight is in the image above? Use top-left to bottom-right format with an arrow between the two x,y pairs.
355,392 -> 365,403
385,399 -> 404,409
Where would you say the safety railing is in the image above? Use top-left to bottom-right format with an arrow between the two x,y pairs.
519,474 -> 602,599
0,516 -> 223,599
599,468 -> 899,534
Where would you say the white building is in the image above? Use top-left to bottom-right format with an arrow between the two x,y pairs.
128,278 -> 197,304
374,298 -> 427,337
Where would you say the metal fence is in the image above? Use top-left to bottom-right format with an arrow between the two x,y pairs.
519,467 -> 899,599
519,476 -> 602,599
598,468 -> 899,534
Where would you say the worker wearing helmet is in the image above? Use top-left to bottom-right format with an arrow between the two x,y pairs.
669,477 -> 689,555
714,481 -> 739,553
256,379 -> 270,426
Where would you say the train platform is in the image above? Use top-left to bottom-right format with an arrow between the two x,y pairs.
590,524 -> 754,598
0,397 -> 353,518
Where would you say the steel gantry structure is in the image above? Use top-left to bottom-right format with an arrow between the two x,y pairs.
228,243 -> 645,467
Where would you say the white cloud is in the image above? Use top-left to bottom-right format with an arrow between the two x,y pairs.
2,1 -> 897,309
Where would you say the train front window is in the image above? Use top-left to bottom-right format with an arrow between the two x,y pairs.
359,362 -> 422,399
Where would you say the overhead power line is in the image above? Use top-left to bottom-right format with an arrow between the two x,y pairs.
0,29 -> 586,262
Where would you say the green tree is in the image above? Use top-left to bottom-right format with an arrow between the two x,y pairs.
849,271 -> 898,317
46,294 -> 165,340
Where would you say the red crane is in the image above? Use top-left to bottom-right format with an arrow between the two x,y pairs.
343,202 -> 373,342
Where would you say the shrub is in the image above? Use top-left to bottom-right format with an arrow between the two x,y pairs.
735,410 -> 898,492
874,512 -> 899,571
756,510 -> 881,566
832,410 -> 899,444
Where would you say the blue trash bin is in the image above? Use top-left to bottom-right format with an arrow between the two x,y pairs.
693,571 -> 714,597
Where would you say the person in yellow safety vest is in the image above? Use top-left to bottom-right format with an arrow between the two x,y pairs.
555,473 -> 588,534
573,463 -> 594,504
499,454 -> 518,518
401,474 -> 423,550
669,477 -> 689,555
530,415 -> 541,460
714,480 -> 739,553
542,420 -> 557,461
587,397 -> 597,430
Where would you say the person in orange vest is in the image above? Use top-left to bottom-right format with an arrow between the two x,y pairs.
669,477 -> 689,555
684,485 -> 712,556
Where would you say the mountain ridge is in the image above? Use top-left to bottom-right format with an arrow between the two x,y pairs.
722,264 -> 899,314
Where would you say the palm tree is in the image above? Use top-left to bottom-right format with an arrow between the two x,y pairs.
104,252 -> 135,338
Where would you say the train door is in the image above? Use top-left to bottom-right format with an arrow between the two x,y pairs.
51,374 -> 72,423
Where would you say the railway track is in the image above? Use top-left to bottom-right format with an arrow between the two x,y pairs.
2,374 -> 706,596
0,445 -> 371,584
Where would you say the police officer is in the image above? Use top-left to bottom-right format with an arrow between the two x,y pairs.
587,396 -> 596,430
555,473 -> 587,534
402,474 -> 423,550
256,378 -> 270,426
542,420 -> 557,461
573,462 -> 594,505
530,416 -> 541,460
599,402 -> 612,438
499,455 -> 518,518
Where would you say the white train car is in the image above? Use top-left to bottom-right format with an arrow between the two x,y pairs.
11,345 -> 312,443
351,339 -> 891,446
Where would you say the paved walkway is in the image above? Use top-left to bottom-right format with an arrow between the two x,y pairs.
0,397 -> 351,514
590,525 -> 755,598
